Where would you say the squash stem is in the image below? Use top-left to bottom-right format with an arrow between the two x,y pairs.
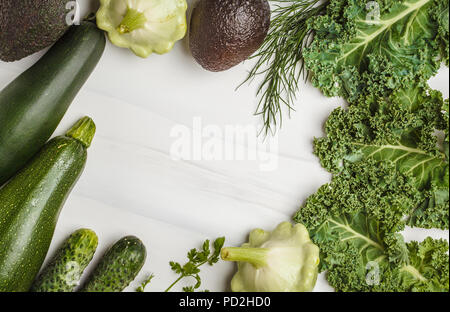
66,116 -> 96,148
221,247 -> 269,268
117,8 -> 147,34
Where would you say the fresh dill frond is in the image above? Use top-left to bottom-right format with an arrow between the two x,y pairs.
242,0 -> 330,135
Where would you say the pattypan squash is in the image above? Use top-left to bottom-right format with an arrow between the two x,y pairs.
96,0 -> 187,57
221,222 -> 320,292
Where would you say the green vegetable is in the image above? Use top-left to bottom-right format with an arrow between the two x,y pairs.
96,0 -> 188,57
0,21 -> 106,186
293,83 -> 449,291
264,0 -> 450,292
295,160 -> 421,234
304,0 -> 449,101
0,117 -> 97,292
80,236 -> 147,292
314,85 -> 449,229
221,222 -> 319,292
166,237 -> 225,292
30,229 -> 99,292
294,160 -> 449,292
244,0 -> 448,134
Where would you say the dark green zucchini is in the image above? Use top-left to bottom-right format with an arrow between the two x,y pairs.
30,229 -> 99,292
0,21 -> 105,185
0,117 -> 96,292
79,236 -> 147,292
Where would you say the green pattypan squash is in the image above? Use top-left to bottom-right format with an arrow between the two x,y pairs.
96,0 -> 187,57
221,222 -> 320,292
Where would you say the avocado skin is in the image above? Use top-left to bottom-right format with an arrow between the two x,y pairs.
79,236 -> 147,292
0,0 -> 70,62
189,0 -> 270,72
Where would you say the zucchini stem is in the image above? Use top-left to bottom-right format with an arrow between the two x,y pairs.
117,8 -> 147,34
221,247 -> 269,268
66,116 -> 96,148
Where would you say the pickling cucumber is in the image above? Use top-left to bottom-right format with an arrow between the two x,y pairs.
79,236 -> 147,292
30,229 -> 99,292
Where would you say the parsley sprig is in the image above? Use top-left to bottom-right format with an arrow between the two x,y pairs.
165,237 -> 225,292
135,273 -> 155,292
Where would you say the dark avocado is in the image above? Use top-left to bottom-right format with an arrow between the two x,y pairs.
189,0 -> 270,72
0,0 -> 71,62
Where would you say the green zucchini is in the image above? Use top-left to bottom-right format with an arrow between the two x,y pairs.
79,236 -> 147,292
30,229 -> 99,292
0,117 -> 96,292
0,21 -> 105,186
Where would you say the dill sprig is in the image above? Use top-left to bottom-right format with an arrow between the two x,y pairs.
242,0 -> 330,135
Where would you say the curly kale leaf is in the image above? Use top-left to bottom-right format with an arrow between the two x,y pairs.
314,85 -> 449,229
304,0 -> 449,101
323,229 -> 449,292
399,237 -> 449,292
295,160 -> 421,233
443,99 -> 449,160
294,169 -> 449,292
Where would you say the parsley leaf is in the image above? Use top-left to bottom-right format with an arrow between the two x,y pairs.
165,237 -> 225,292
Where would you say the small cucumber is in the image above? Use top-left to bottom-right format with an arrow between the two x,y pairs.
0,117 -> 96,292
30,229 -> 99,292
79,236 -> 147,292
